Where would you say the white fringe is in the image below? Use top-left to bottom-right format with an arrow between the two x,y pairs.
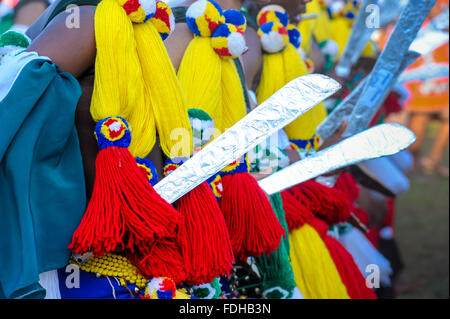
339,227 -> 393,287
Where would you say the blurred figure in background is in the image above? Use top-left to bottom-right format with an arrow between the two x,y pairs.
0,0 -> 18,32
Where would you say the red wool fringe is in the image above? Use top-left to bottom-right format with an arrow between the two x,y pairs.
176,182 -> 235,285
352,206 -> 370,227
288,180 -> 352,226
129,239 -> 186,285
280,190 -> 315,231
220,172 -> 286,261
69,146 -> 183,257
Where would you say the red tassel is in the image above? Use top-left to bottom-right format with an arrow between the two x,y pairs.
220,172 -> 286,261
351,206 -> 370,227
289,180 -> 352,226
69,146 -> 183,256
322,234 -> 378,299
280,190 -> 315,231
129,238 -> 186,284
176,182 -> 235,285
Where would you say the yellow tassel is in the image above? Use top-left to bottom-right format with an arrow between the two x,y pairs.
221,59 -> 247,131
312,0 -> 333,43
289,225 -> 350,299
90,0 -> 146,144
134,22 -> 193,157
178,38 -> 247,134
91,0 -> 192,158
329,17 -> 352,59
256,51 -> 285,104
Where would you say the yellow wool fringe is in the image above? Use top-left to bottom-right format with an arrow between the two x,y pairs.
256,43 -> 327,142
256,50 -> 285,104
178,36 -> 247,135
134,22 -> 193,157
289,225 -> 350,299
91,0 -> 192,158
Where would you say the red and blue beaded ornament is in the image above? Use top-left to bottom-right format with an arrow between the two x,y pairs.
287,24 -> 302,49
95,116 -> 132,150
223,9 -> 247,34
135,157 -> 159,186
211,23 -> 248,59
142,277 -> 195,299
207,174 -> 223,200
151,1 -> 176,40
257,21 -> 289,54
163,157 -> 189,176
70,115 -> 183,258
220,154 -> 251,177
186,0 -> 225,37
219,154 -> 286,261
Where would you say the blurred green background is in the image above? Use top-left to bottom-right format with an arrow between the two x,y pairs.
396,122 -> 449,299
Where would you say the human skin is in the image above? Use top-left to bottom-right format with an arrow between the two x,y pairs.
14,0 -> 48,27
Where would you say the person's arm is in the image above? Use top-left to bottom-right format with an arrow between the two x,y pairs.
164,21 -> 194,72
14,0 -> 48,27
27,6 -> 96,78
27,7 -> 97,199
241,27 -> 263,94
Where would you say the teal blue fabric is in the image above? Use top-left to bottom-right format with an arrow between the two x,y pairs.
0,58 -> 86,298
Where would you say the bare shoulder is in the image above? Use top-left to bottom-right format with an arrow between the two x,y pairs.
241,27 -> 262,90
164,0 -> 197,71
27,6 -> 96,78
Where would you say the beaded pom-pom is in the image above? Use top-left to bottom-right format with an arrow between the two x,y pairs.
95,116 -> 132,150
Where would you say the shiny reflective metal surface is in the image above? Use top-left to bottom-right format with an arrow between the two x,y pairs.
317,51 -> 420,142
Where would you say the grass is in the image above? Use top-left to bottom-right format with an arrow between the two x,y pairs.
395,122 -> 449,299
